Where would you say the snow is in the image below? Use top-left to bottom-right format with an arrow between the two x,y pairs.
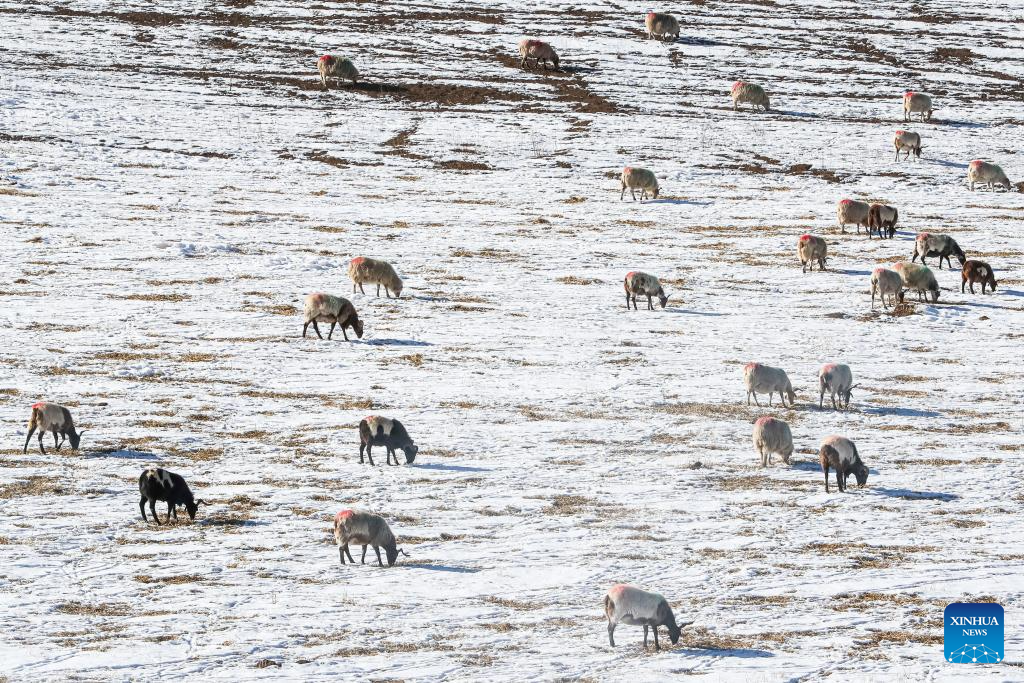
1,0 -> 1023,680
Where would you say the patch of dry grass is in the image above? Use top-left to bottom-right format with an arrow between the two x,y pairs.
0,476 -> 70,498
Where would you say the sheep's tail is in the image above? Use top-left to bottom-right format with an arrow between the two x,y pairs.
604,594 -> 614,620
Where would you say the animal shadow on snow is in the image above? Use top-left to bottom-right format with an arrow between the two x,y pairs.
360,338 -> 432,347
673,647 -> 773,658
86,448 -> 159,460
860,406 -> 941,419
403,563 -> 480,573
676,36 -> 724,47
662,307 -> 726,317
413,463 -> 492,473
873,487 -> 958,502
644,198 -> 713,207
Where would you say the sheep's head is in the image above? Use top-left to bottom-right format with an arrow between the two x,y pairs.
352,319 -> 364,339
551,54 -> 560,70
913,144 -> 923,158
393,283 -> 403,298
385,543 -> 410,567
403,444 -> 418,464
929,287 -> 941,303
762,95 -> 771,111
69,430 -> 83,450
668,622 -> 681,644
853,465 -> 869,487
185,499 -> 208,521
651,186 -> 660,200
658,290 -> 668,308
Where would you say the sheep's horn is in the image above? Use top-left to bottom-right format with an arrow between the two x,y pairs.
398,548 -> 409,557
196,499 -> 209,506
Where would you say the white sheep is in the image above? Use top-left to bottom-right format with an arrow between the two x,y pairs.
903,91 -> 932,122
797,234 -> 827,273
348,256 -> 404,298
518,39 -> 559,71
624,271 -> 669,310
744,363 -> 796,408
604,584 -> 690,650
23,402 -> 83,454
302,292 -> 363,340
731,81 -> 770,112
836,199 -> 870,234
645,12 -> 680,41
334,510 -> 408,566
870,267 -> 902,310
893,130 -> 922,161
894,262 -> 940,303
620,166 -> 659,201
752,416 -> 793,467
818,363 -> 854,411
819,435 -> 869,493
317,55 -> 359,89
967,160 -> 1011,192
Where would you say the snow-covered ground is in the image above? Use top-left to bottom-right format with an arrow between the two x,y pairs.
2,0 -> 1023,680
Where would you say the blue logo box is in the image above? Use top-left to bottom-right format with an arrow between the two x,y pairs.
945,602 -> 1004,663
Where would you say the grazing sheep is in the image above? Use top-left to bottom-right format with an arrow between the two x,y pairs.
359,416 -> 418,465
819,435 -> 868,493
518,39 -> 559,71
645,12 -> 680,41
912,232 -> 965,269
961,260 -> 997,294
317,55 -> 359,89
894,262 -> 940,303
302,292 -> 363,341
23,402 -> 82,455
334,510 -> 408,566
903,91 -> 932,122
870,267 -> 902,310
138,468 -> 207,525
818,363 -> 854,411
836,199 -> 871,234
798,234 -> 827,273
967,160 -> 1011,192
752,416 -> 793,467
867,203 -> 898,239
731,81 -> 770,112
744,363 -> 796,408
624,271 -> 668,310
620,166 -> 659,202
604,584 -> 690,650
893,130 -> 922,161
348,256 -> 403,298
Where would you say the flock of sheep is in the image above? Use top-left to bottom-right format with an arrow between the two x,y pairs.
21,10 -> 1018,651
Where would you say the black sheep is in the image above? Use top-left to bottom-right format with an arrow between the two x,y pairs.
358,416 -> 418,466
139,468 -> 207,524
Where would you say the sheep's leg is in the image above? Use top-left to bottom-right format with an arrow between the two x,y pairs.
630,188 -> 637,201
139,496 -> 148,522
831,394 -> 838,410
653,626 -> 660,651
341,326 -> 350,341
327,322 -> 336,340
358,283 -> 366,295
23,424 -> 36,454
345,545 -> 356,563
339,545 -> 345,564
302,321 -> 310,338
168,501 -> 175,523
608,621 -> 616,646
752,392 -> 761,407
767,393 -> 773,407
52,430 -> 60,450
311,320 -> 324,339
969,280 -> 975,294
625,293 -> 630,309
376,283 -> 381,297
374,546 -> 384,567
823,464 -> 830,493
385,287 -> 392,298
150,499 -> 160,525
365,444 -> 375,466
819,257 -> 826,271
38,431 -> 46,455
643,625 -> 649,648
632,295 -> 638,311
647,295 -> 653,310
361,545 -> 368,564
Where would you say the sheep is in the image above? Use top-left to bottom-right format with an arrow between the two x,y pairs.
518,39 -> 559,71
138,468 -> 207,525
836,198 -> 870,234
818,435 -> 868,493
334,510 -> 408,566
967,160 -> 1011,192
894,262 -> 940,303
645,12 -> 680,41
818,363 -> 854,411
867,203 -> 898,239
752,416 -> 793,467
893,130 -> 922,161
911,232 -> 966,270
903,91 -> 932,122
744,363 -> 796,408
302,292 -> 363,341
23,402 -> 83,455
317,55 -> 359,89
604,584 -> 691,650
359,416 -> 418,466
870,267 -> 902,310
348,256 -> 403,298
730,81 -> 770,112
797,234 -> 827,273
624,271 -> 668,310
961,260 -> 997,294
620,166 -> 659,202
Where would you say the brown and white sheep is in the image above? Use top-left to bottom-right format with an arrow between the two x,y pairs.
818,363 -> 854,411
798,234 -> 827,272
645,12 -> 680,41
624,271 -> 668,310
348,257 -> 403,298
302,292 -> 363,341
819,435 -> 869,493
867,204 -> 898,239
731,81 -> 770,112
961,260 -> 997,294
317,55 -> 359,89
620,166 -> 659,201
903,91 -> 932,122
836,199 -> 870,234
893,130 -> 922,161
752,416 -> 793,467
518,39 -> 559,71
23,402 -> 83,455
967,160 -> 1011,192
334,510 -> 408,566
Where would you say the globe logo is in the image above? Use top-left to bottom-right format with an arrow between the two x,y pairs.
944,603 -> 1004,665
